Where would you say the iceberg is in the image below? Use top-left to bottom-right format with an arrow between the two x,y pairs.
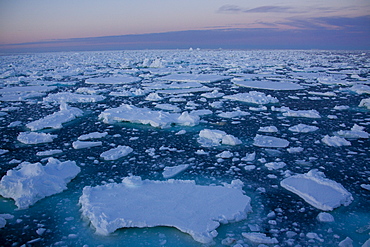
198,129 -> 242,147
280,169 -> 353,211
17,132 -> 57,144
224,91 -> 279,105
26,103 -> 83,131
100,146 -> 133,161
253,134 -> 289,148
99,104 -> 199,128
0,158 -> 80,209
79,176 -> 251,244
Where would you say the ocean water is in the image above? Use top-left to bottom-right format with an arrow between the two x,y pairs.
0,49 -> 369,246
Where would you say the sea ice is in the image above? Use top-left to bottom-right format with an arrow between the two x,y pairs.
359,98 -> 370,109
242,232 -> 279,244
36,149 -> 63,156
317,212 -> 335,222
79,176 -> 251,244
100,146 -> 133,161
265,162 -> 286,170
282,109 -> 321,118
321,135 -> 351,147
26,103 -> 83,131
72,140 -> 102,149
160,74 -> 232,83
201,90 -> 224,98
253,135 -> 289,148
234,80 -> 304,90
85,76 -> 141,85
162,164 -> 189,178
99,104 -> 199,128
0,149 -> 9,155
78,132 -> 108,141
0,158 -> 80,209
218,110 -> 250,119
43,92 -> 105,103
224,91 -> 279,105
335,124 -> 369,139
258,126 -> 278,133
280,169 -> 353,211
198,129 -> 242,147
288,124 -> 319,133
17,132 -> 57,144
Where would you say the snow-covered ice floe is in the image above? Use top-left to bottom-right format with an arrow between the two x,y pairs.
335,124 -> 369,139
26,103 -> 83,131
234,80 -> 304,90
160,74 -> 232,83
288,124 -> 319,133
224,91 -> 279,105
85,76 -> 141,85
79,176 -> 251,244
100,145 -> 133,160
359,98 -> 370,109
17,132 -> 57,144
0,158 -> 80,209
162,164 -> 189,178
197,129 -> 242,147
99,103 -> 200,128
72,140 -> 102,149
253,134 -> 289,148
43,92 -> 105,103
321,135 -> 351,147
280,169 -> 353,211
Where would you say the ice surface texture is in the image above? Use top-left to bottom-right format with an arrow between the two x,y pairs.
280,169 -> 353,211
79,176 -> 251,244
0,158 -> 80,209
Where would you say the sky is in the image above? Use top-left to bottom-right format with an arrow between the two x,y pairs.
0,0 -> 369,52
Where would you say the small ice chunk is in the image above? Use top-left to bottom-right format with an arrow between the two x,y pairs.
216,151 -> 233,159
72,140 -> 102,149
145,92 -> 163,101
339,237 -> 353,247
100,146 -> 133,161
0,214 -> 14,228
36,149 -> 63,156
175,130 -> 186,135
79,176 -> 251,244
241,152 -> 256,162
235,80 -> 303,90
253,135 -> 289,148
242,232 -> 278,244
17,132 -> 57,144
287,147 -> 304,153
280,169 -> 353,211
224,91 -> 279,105
0,158 -> 80,209
162,164 -> 189,178
288,124 -> 319,133
335,124 -> 369,139
198,129 -> 241,147
321,135 -> 351,147
201,90 -> 224,98
0,149 -> 9,155
44,92 -> 105,103
85,76 -> 141,85
218,110 -> 250,118
258,126 -> 278,133
78,132 -> 108,141
317,212 -> 334,222
359,98 -> 370,109
265,162 -> 286,170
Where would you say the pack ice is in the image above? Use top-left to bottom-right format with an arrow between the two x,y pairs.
0,158 -> 80,209
79,176 -> 251,244
280,170 -> 353,211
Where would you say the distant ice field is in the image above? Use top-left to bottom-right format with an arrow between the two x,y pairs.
0,49 -> 369,246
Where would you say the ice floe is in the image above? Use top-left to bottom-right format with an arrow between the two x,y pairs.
234,80 -> 304,90
79,176 -> 251,244
0,158 -> 80,209
44,92 -> 105,103
72,140 -> 102,149
280,169 -> 353,211
160,74 -> 232,83
85,76 -> 141,85
335,124 -> 369,139
17,132 -> 57,144
359,98 -> 370,109
78,132 -> 108,141
253,134 -> 289,148
26,103 -> 83,131
198,129 -> 242,147
224,91 -> 279,105
99,104 -> 200,128
242,232 -> 278,244
288,124 -> 319,133
322,135 -> 351,147
36,149 -> 63,156
162,164 -> 189,178
100,146 -> 133,161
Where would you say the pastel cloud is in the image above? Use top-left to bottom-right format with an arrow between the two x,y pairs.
218,5 -> 296,14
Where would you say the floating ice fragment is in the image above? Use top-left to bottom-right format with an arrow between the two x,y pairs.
85,76 -> 141,85
265,162 -> 286,170
253,135 -> 289,148
242,232 -> 279,244
198,129 -> 241,147
224,91 -> 279,105
0,149 -> 9,155
79,176 -> 251,244
280,169 -> 353,211
44,92 -> 105,104
335,124 -> 369,139
283,109 -> 321,118
78,132 -> 108,141
17,132 -> 57,144
321,135 -> 351,147
26,103 -> 83,131
72,140 -> 102,149
359,98 -> 370,109
339,237 -> 353,247
216,151 -> 234,159
161,74 -> 232,83
36,149 -> 63,156
201,90 -> 225,98
145,92 -> 163,101
162,164 -> 189,178
235,80 -> 303,90
258,126 -> 278,133
218,110 -> 250,119
0,158 -> 80,209
100,146 -> 133,161
288,124 -> 319,133
317,212 -> 334,222
347,84 -> 370,94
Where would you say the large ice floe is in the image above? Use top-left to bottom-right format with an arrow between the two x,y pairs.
99,103 -> 200,128
0,158 -> 80,209
85,76 -> 141,85
17,132 -> 57,144
79,176 -> 251,244
43,92 -> 105,103
234,80 -> 304,90
281,170 -> 353,211
197,129 -> 242,147
253,134 -> 289,148
224,91 -> 279,105
26,103 -> 83,131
